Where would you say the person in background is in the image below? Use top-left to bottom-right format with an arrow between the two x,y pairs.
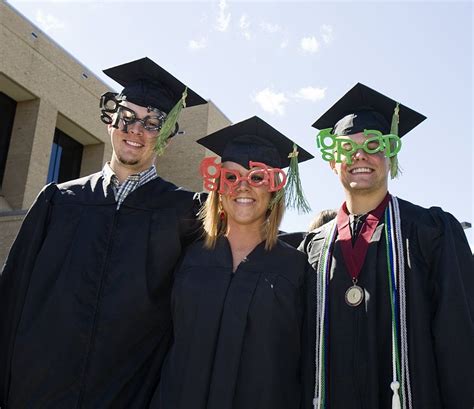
307,209 -> 337,231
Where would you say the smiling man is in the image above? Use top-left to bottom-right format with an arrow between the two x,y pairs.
301,83 -> 474,409
0,57 -> 206,408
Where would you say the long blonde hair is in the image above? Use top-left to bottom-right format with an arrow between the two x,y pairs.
198,187 -> 285,251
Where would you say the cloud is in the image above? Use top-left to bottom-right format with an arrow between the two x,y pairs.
239,14 -> 251,40
260,21 -> 281,33
188,37 -> 208,50
300,36 -> 320,53
215,0 -> 231,32
35,10 -> 65,32
293,86 -> 327,102
321,24 -> 334,44
254,88 -> 288,115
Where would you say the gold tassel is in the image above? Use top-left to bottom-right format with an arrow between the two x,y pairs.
154,87 -> 188,156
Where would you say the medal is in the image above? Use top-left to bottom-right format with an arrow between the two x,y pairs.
345,284 -> 364,307
337,194 -> 391,309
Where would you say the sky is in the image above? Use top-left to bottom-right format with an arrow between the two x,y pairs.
6,0 -> 473,247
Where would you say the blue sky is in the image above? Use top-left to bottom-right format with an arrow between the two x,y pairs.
7,0 -> 473,247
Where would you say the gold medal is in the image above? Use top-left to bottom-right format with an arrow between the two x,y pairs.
345,284 -> 364,307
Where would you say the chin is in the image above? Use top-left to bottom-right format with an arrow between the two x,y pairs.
118,156 -> 140,166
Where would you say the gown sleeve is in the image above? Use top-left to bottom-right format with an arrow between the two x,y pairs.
0,183 -> 56,404
425,208 -> 474,409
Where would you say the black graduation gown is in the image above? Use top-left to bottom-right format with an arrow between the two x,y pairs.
153,237 -> 310,409
0,172 -> 202,409
300,198 -> 474,409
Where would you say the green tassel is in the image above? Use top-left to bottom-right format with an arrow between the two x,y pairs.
271,144 -> 311,214
154,87 -> 188,156
390,103 -> 400,179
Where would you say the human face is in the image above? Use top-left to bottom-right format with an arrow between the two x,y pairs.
220,161 -> 272,230
109,101 -> 159,174
330,132 -> 390,195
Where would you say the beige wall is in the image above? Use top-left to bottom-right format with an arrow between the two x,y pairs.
0,1 -> 231,265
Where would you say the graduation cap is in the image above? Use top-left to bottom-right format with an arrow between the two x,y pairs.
103,57 -> 206,113
197,116 -> 313,169
197,116 -> 313,213
312,82 -> 426,137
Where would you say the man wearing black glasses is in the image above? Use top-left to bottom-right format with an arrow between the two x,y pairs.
0,57 -> 206,408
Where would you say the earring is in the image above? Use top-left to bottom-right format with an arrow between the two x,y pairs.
219,209 -> 226,220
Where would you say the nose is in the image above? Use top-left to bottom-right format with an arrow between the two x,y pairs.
236,178 -> 250,191
352,147 -> 368,160
128,120 -> 144,135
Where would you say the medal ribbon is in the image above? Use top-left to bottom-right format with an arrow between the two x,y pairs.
336,193 -> 390,283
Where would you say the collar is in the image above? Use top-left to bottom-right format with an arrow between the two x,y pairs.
101,162 -> 157,187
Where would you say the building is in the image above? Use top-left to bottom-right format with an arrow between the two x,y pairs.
0,1 -> 230,264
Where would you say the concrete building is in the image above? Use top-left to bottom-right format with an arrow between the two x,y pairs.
0,1 -> 230,264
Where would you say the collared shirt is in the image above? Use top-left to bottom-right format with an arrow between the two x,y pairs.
102,163 -> 158,209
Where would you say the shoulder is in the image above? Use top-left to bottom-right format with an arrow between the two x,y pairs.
395,197 -> 470,262
55,172 -> 103,198
396,197 -> 463,236
274,239 -> 308,262
147,177 -> 206,207
301,220 -> 335,254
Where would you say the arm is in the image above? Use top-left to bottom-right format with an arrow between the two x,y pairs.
0,184 -> 56,404
427,209 -> 474,409
179,191 -> 207,248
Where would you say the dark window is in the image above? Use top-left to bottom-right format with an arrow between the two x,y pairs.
47,129 -> 83,184
0,92 -> 17,189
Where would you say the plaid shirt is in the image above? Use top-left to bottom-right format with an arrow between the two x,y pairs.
102,163 -> 158,209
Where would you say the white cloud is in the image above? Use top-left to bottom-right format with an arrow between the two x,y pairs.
321,24 -> 334,44
35,10 -> 65,32
254,88 -> 288,115
294,86 -> 327,102
215,0 -> 231,32
260,21 -> 281,33
239,14 -> 251,40
300,36 -> 320,53
188,37 -> 207,50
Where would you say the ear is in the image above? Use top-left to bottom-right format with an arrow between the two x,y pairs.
329,160 -> 337,174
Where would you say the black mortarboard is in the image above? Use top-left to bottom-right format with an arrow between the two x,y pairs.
312,83 -> 426,137
197,116 -> 313,169
103,57 -> 207,113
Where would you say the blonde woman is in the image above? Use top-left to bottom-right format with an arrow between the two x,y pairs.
152,116 -> 313,409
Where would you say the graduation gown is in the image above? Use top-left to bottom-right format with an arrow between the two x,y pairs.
300,198 -> 474,409
0,172 -> 202,409
153,237 -> 310,409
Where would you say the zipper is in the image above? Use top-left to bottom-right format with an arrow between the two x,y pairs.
75,208 -> 119,409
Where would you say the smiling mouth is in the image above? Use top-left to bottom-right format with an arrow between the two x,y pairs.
234,197 -> 255,204
124,139 -> 144,148
349,167 -> 373,174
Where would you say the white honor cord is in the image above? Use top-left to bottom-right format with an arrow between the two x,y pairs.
389,201 -> 401,409
393,197 -> 413,409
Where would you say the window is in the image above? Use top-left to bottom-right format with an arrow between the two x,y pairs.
0,92 -> 17,189
47,128 -> 83,183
